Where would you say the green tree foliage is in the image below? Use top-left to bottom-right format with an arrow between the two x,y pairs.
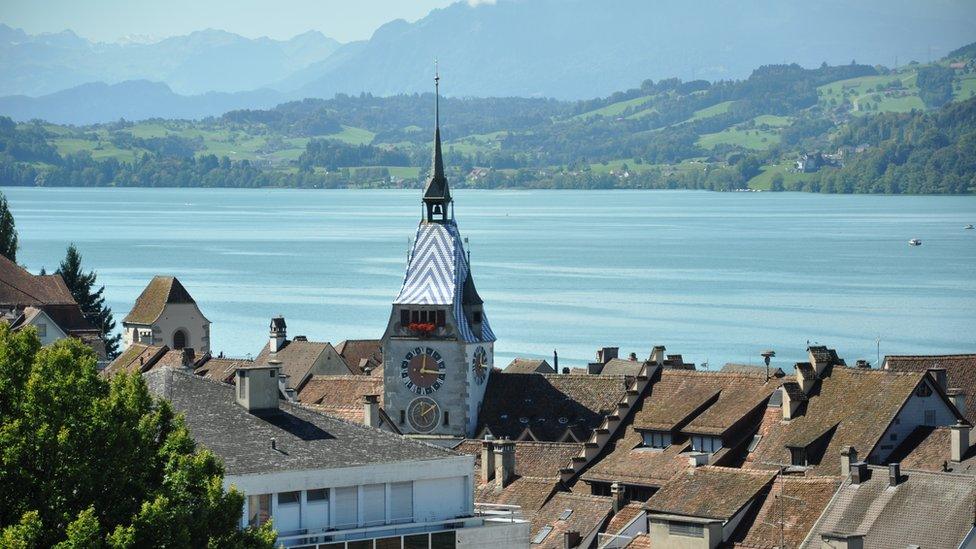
0,191 -> 17,262
56,244 -> 121,358
0,327 -> 277,548
917,65 -> 956,108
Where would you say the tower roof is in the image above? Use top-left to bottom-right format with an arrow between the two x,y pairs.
423,68 -> 451,205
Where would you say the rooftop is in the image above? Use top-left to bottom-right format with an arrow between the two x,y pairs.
123,276 -> 200,325
103,343 -> 168,376
254,338 -> 336,391
335,339 -> 383,374
503,358 -> 555,374
298,375 -> 385,423
142,368 -> 455,476
478,373 -> 630,442
803,466 -> 976,548
529,492 -> 613,548
645,466 -> 776,522
887,425 -> 976,474
884,354 -> 976,420
0,255 -> 76,307
600,358 -> 645,377
728,476 -> 838,549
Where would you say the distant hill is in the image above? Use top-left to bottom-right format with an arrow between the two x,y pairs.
0,25 -> 340,97
0,81 -> 284,125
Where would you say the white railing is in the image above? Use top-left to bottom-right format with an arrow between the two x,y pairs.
474,502 -> 525,523
275,515 -> 486,547
597,532 -> 633,548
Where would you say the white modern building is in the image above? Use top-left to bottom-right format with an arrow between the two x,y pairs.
143,365 -> 528,548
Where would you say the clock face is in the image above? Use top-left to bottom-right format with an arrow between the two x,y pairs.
400,346 -> 446,395
407,397 -> 440,433
472,346 -> 489,385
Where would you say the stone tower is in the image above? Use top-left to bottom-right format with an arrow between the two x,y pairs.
381,71 -> 495,438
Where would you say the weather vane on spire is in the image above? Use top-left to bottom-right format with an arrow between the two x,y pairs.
434,59 -> 440,128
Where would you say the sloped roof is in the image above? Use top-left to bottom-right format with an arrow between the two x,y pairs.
123,276 -> 200,324
645,466 -> 776,521
885,354 -> 976,420
722,363 -> 786,378
103,343 -> 168,376
478,373 -> 630,442
729,476 -> 838,549
530,492 -> 613,548
802,466 -> 976,548
633,370 -> 780,435
254,339 -> 333,391
297,375 -> 384,423
143,368 -> 456,476
605,503 -> 646,536
335,339 -> 383,374
194,356 -> 252,384
747,367 -> 941,475
624,534 -> 651,548
887,425 -> 976,475
581,426 -> 695,487
601,359 -> 645,377
504,358 -> 555,374
32,304 -> 98,335
0,255 -> 75,307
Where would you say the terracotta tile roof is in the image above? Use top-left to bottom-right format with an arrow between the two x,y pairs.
455,440 -> 584,479
147,349 -> 203,371
887,426 -> 976,474
633,370 -> 781,435
530,492 -> 613,548
103,343 -> 168,376
605,502 -> 645,535
803,466 -> 976,548
504,358 -> 555,374
722,363 -> 786,378
475,477 -> 561,519
600,359 -> 645,377
194,356 -> 252,384
478,373 -> 630,442
729,476 -> 839,549
747,367 -> 936,475
335,339 -> 383,374
297,375 -> 384,423
645,466 -> 776,521
581,426 -> 692,486
254,339 -> 333,391
885,354 -> 976,420
0,255 -> 76,307
123,276 -> 199,324
26,304 -> 98,335
624,533 -> 651,548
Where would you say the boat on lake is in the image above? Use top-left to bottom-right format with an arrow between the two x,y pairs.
909,238 -> 922,246
965,224 -> 974,230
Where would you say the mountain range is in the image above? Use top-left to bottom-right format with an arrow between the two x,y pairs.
2,0 -> 975,124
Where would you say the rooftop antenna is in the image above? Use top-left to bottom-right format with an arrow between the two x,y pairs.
876,335 -> 881,369
761,350 -> 776,382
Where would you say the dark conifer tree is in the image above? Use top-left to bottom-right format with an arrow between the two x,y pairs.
0,192 -> 18,263
56,244 -> 120,358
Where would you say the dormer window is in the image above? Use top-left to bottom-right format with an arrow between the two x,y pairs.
473,311 -> 483,324
916,383 -> 933,397
790,446 -> 808,466
691,435 -> 722,453
641,431 -> 672,449
400,309 -> 446,327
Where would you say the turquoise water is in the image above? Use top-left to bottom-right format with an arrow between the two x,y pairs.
4,187 -> 975,370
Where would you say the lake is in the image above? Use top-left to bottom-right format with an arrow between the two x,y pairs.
4,187 -> 975,370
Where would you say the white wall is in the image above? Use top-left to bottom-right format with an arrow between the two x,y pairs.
871,377 -> 959,462
26,311 -> 68,346
414,476 -> 469,522
456,521 -> 530,549
125,302 -> 210,355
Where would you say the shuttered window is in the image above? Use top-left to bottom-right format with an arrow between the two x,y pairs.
390,482 -> 414,523
333,486 -> 358,529
363,484 -> 386,526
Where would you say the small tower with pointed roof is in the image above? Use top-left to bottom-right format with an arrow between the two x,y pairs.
381,68 -> 495,438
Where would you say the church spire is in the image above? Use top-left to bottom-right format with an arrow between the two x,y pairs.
423,61 -> 451,223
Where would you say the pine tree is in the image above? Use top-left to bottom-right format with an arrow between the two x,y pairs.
0,192 -> 18,263
56,244 -> 121,358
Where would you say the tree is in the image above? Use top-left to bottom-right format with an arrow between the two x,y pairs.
56,244 -> 121,358
0,327 -> 277,547
0,192 -> 17,263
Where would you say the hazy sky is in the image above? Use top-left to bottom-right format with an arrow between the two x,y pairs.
0,0 -> 466,43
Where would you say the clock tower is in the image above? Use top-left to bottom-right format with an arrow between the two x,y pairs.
381,71 -> 495,438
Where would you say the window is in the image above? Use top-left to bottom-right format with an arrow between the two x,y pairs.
36,324 -> 47,337
435,310 -> 446,327
924,410 -> 937,426
400,410 -> 406,424
691,435 -> 721,453
790,447 -> 808,466
278,491 -> 300,505
641,431 -> 671,449
376,537 -> 401,549
890,433 -> 898,441
390,482 -> 413,523
307,488 -> 328,502
431,532 -> 456,549
472,311 -> 483,324
404,534 -> 429,549
747,434 -> 762,453
444,411 -> 450,426
411,310 -> 420,323
668,521 -> 704,538
363,484 -> 386,526
558,509 -> 573,521
532,526 -> 554,544
333,486 -> 358,529
247,494 -> 271,527
173,330 -> 187,350
401,309 -> 410,325
917,383 -> 933,397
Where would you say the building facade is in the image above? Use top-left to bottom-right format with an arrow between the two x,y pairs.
122,276 -> 211,355
382,77 -> 495,438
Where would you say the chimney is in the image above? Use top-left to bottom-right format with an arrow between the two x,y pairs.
494,439 -> 516,490
481,436 -> 495,484
888,462 -> 901,487
180,347 -> 195,369
850,462 -> 868,485
688,452 -> 709,468
610,481 -> 626,513
596,347 -> 618,364
649,346 -> 666,365
363,394 -> 380,428
562,367 -> 570,374
928,367 -> 948,392
269,316 -> 287,353
840,446 -> 858,479
951,420 -> 970,462
820,532 -> 864,549
948,388 -> 967,415
236,365 -> 281,413
855,359 -> 871,369
563,531 -> 581,549
553,349 -> 559,373
628,352 -> 638,361
795,363 -> 815,393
